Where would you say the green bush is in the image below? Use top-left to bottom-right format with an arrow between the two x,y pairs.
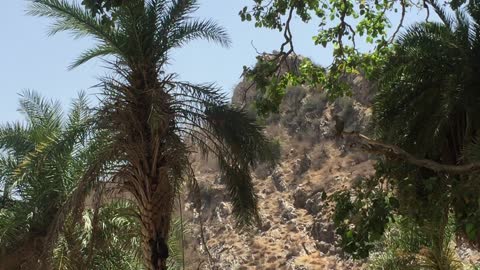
368,217 -> 428,270
368,215 -> 463,270
330,177 -> 398,258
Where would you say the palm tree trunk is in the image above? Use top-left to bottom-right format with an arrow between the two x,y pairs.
139,183 -> 173,270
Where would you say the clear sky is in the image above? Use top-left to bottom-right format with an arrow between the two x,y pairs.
0,1 -> 427,123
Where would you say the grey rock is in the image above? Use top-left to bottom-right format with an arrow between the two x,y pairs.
286,220 -> 299,232
217,202 -> 232,217
279,198 -> 297,220
293,153 -> 311,176
260,217 -> 272,231
293,186 -> 308,208
286,249 -> 298,260
310,217 -> 335,244
272,167 -> 287,192
329,245 -> 339,255
332,97 -> 363,134
316,241 -> 331,253
254,162 -> 274,179
302,242 -> 317,255
305,192 -> 324,215
262,187 -> 275,195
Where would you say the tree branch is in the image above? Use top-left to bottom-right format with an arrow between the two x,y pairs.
389,0 -> 406,43
344,132 -> 480,174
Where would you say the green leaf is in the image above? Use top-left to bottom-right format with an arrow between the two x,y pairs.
466,223 -> 477,240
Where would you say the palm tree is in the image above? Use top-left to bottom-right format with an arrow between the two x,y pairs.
373,0 -> 480,254
29,1 -> 275,269
0,90 -> 140,269
0,91 -> 189,269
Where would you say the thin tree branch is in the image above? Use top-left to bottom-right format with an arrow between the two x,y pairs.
389,0 -> 406,43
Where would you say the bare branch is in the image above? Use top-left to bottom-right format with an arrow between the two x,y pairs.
345,132 -> 480,174
250,40 -> 262,55
389,0 -> 406,43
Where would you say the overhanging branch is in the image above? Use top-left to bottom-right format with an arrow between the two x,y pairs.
345,132 -> 480,174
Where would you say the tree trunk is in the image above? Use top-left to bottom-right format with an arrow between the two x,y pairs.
139,191 -> 173,270
0,235 -> 45,270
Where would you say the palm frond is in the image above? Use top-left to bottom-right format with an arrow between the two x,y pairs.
29,0 -> 123,64
170,82 -> 276,227
167,218 -> 188,270
68,44 -> 116,70
0,122 -> 31,155
158,0 -> 199,35
29,0 -> 111,38
169,18 -> 231,48
18,89 -> 63,130
430,0 -> 456,29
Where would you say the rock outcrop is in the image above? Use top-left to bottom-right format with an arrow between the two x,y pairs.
182,54 -> 479,269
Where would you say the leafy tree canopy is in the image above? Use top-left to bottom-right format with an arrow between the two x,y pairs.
330,0 -> 480,258
239,0 -> 477,114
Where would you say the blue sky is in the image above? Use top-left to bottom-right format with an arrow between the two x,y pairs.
0,1 -> 427,123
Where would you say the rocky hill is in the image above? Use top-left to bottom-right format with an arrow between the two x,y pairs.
180,59 -> 376,269
181,56 -> 480,269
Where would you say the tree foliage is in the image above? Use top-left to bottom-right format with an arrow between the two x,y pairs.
330,176 -> 399,258
238,0 -> 477,114
0,91 -> 142,269
29,0 -> 277,269
374,0 -> 480,242
330,0 -> 480,259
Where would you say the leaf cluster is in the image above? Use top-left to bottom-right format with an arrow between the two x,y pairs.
330,176 -> 399,258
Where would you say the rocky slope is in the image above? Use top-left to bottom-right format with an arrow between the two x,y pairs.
182,56 -> 480,269
182,65 -> 376,269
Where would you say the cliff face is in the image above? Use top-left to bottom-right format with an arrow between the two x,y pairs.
182,66 -> 376,269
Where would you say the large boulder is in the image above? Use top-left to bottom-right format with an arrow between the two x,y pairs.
342,73 -> 374,106
215,202 -> 232,222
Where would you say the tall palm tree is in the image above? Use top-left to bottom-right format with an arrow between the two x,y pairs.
29,1 -> 275,269
373,0 -> 480,249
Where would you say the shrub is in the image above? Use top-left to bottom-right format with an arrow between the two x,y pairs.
330,176 -> 399,258
302,92 -> 328,116
368,215 -> 463,270
334,96 -> 355,127
368,217 -> 428,270
279,86 -> 307,114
